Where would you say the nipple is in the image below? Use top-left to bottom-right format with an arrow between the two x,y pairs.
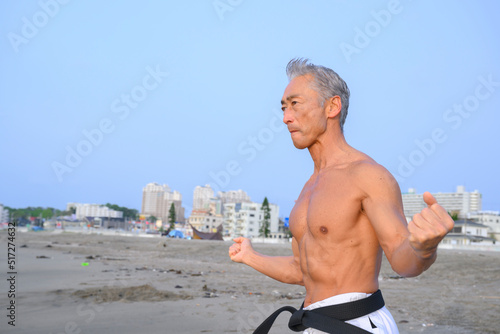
320,226 -> 328,234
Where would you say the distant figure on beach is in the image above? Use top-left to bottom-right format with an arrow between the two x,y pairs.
229,58 -> 454,334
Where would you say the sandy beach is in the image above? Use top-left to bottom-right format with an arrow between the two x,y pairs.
1,230 -> 499,334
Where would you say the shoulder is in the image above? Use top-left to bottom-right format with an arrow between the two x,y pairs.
349,155 -> 400,199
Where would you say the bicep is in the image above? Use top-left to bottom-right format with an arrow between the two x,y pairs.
361,168 -> 409,259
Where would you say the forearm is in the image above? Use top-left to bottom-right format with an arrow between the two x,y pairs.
388,238 -> 437,278
243,251 -> 303,285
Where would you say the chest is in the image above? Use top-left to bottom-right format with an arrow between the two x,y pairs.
289,172 -> 363,240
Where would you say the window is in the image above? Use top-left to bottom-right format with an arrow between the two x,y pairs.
250,214 -> 255,217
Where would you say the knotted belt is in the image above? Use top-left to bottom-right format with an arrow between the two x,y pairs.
252,290 -> 385,334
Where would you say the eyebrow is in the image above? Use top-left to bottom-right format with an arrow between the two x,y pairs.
280,94 -> 301,105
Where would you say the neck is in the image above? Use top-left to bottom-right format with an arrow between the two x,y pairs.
308,127 -> 353,173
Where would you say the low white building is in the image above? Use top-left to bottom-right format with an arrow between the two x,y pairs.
467,211 -> 500,240
442,219 -> 496,246
223,201 -> 279,238
0,204 -> 9,223
67,203 -> 123,219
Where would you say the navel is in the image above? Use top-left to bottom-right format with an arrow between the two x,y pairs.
319,226 -> 328,234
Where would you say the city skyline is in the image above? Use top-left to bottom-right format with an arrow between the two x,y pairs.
2,183 -> 496,221
1,1 -> 499,218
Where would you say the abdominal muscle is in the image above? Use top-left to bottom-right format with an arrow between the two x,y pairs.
297,228 -> 382,307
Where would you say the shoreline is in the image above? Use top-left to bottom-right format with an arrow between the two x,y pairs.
16,226 -> 500,251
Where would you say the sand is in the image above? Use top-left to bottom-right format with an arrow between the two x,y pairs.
1,230 -> 499,333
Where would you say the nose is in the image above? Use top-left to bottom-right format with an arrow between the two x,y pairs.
283,109 -> 294,124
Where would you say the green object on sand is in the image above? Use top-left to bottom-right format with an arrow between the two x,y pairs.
81,262 -> 89,266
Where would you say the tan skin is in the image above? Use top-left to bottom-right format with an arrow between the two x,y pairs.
229,74 -> 454,307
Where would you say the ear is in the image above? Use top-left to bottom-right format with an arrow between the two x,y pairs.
326,96 -> 342,119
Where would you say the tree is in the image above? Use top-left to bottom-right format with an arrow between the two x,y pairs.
104,203 -> 138,220
449,211 -> 460,221
259,197 -> 271,238
168,203 -> 176,230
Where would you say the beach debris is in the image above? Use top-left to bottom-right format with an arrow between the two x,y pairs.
36,255 -> 50,259
86,255 -> 100,260
20,244 -> 28,248
398,320 -> 409,324
45,244 -> 52,248
388,275 -> 405,280
135,266 -> 148,271
201,284 -> 219,298
203,292 -> 218,298
191,272 -> 202,276
202,284 -> 217,293
168,269 -> 182,274
81,262 -> 89,266
175,285 -> 183,289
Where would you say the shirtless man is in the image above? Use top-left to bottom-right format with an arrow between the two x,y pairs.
229,58 -> 454,333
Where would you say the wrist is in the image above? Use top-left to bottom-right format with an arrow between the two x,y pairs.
242,248 -> 259,266
408,238 -> 437,259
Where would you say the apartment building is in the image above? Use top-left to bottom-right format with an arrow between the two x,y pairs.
141,183 -> 185,223
402,185 -> 482,220
188,209 -> 224,233
223,201 -> 279,238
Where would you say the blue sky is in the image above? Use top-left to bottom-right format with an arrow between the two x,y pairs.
1,0 -> 499,218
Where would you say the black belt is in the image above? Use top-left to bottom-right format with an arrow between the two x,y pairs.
252,290 -> 385,334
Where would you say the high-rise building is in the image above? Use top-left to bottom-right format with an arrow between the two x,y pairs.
191,186 -> 251,220
402,185 -> 482,220
217,190 -> 251,205
141,183 -> 185,223
193,185 -> 215,211
223,201 -> 279,238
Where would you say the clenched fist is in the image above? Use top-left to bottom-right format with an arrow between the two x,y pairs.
408,192 -> 455,258
229,237 -> 254,263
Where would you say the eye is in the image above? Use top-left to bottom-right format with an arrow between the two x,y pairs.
291,101 -> 297,106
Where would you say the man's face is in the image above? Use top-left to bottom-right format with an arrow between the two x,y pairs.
281,75 -> 327,149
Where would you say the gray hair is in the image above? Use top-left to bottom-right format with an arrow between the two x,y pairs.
286,58 -> 350,132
